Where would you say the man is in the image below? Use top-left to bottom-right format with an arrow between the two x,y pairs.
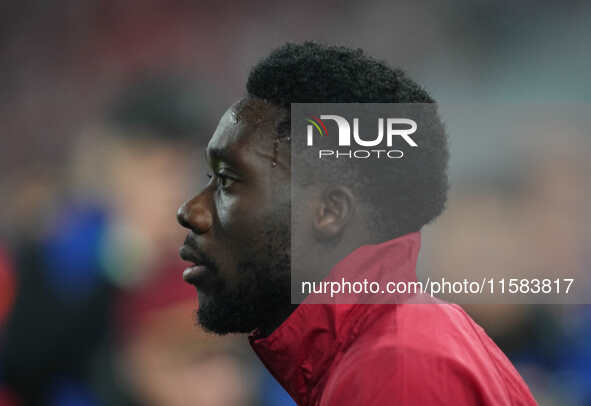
177,42 -> 537,405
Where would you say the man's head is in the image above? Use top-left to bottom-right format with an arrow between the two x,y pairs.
177,42 -> 448,335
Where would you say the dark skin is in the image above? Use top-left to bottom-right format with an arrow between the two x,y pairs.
177,98 -> 372,336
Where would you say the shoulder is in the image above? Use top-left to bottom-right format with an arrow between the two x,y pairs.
321,343 -> 490,406
320,302 -> 537,405
359,299 -> 489,360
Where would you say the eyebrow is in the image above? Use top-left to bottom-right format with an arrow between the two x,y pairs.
205,146 -> 236,169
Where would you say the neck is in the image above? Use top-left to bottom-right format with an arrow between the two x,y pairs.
256,303 -> 300,338
254,228 -> 397,337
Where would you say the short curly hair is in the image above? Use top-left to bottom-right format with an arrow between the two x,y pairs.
245,42 -> 448,238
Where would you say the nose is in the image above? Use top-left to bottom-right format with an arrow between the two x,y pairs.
177,194 -> 213,234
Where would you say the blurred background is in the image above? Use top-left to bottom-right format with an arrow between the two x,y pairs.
0,1 -> 590,405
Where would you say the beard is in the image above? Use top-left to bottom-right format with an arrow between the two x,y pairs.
195,211 -> 293,336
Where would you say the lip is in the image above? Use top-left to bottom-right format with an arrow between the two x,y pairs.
179,244 -> 204,265
179,244 -> 215,289
183,265 -> 210,284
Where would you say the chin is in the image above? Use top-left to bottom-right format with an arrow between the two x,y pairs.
195,293 -> 257,335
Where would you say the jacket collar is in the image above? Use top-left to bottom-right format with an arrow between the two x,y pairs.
249,232 -> 421,405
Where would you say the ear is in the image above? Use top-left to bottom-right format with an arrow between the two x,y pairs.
313,186 -> 356,239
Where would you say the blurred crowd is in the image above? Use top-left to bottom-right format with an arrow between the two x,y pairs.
1,1 -> 590,405
0,77 -> 283,406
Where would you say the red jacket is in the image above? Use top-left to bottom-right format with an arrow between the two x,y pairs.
249,232 -> 538,405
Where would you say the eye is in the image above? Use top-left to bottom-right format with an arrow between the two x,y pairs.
206,172 -> 235,189
216,173 -> 235,189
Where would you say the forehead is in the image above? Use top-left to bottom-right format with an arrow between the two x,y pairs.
206,100 -> 280,162
207,107 -> 243,154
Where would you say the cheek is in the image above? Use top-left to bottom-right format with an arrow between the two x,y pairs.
213,189 -> 271,249
213,191 -> 240,229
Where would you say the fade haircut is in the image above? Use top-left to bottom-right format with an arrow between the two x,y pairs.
244,42 -> 449,238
